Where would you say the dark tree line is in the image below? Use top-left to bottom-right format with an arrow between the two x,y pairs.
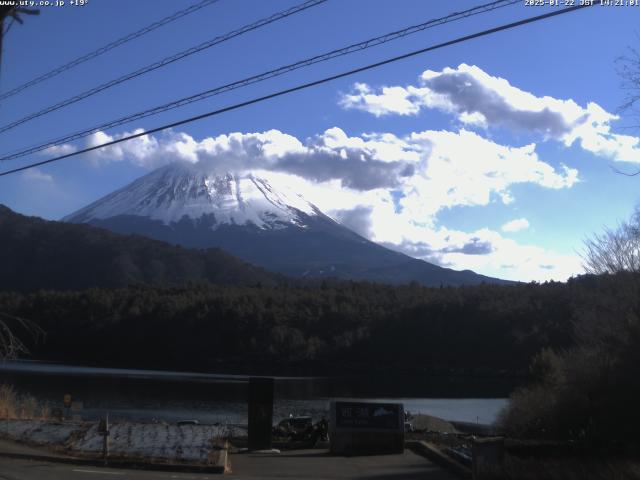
0,276 -> 607,377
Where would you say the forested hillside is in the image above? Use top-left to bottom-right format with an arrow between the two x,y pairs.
0,205 -> 278,291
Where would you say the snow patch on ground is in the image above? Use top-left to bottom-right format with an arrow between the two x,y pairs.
0,419 -> 241,463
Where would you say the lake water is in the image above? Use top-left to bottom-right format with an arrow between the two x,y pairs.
0,361 -> 510,425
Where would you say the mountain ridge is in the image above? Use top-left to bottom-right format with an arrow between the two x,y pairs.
65,162 -> 511,287
0,204 -> 279,292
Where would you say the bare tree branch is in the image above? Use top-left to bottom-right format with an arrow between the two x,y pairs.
616,34 -> 640,120
0,312 -> 44,360
581,207 -> 640,275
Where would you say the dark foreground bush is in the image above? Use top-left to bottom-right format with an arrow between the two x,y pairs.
500,274 -> 640,445
503,456 -> 640,480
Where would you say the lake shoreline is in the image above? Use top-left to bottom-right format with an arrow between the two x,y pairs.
14,356 -> 528,380
0,359 -> 522,399
0,361 -> 511,426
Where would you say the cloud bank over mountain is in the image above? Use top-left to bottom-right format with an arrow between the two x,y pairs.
69,122 -> 580,281
45,63 -> 632,282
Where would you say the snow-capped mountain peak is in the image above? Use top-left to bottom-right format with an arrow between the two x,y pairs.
64,161 -> 509,287
65,162 -> 319,229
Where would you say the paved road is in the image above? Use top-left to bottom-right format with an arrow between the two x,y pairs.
228,449 -> 457,480
0,449 -> 457,480
0,457 -> 215,480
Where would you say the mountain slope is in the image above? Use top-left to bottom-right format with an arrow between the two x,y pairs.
0,205 -> 278,292
65,162 -> 510,286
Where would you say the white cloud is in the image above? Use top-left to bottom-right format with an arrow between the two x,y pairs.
501,218 -> 530,232
41,144 -> 77,156
459,111 -> 488,128
339,83 -> 437,116
84,127 -> 418,191
22,168 -> 54,183
378,225 -> 581,282
87,129 -> 165,167
341,63 -> 640,163
401,130 -> 577,219
83,126 -> 577,213
441,233 -> 582,282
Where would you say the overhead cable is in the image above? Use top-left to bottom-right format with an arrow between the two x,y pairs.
0,0 -> 519,162
0,3 -> 595,178
0,0 -> 223,101
0,0 -> 327,134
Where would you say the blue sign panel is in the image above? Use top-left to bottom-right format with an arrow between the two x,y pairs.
334,401 -> 401,430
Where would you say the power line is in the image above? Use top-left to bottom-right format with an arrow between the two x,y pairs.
0,3 -> 594,178
0,0 -> 327,134
0,0 -> 520,163
0,0 -> 222,102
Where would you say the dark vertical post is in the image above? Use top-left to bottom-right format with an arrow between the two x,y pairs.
103,413 -> 109,466
248,377 -> 274,451
99,413 -> 110,466
63,393 -> 72,420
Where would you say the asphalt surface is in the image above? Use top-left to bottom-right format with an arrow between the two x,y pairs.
228,449 -> 457,479
0,457 -> 216,480
0,449 -> 457,480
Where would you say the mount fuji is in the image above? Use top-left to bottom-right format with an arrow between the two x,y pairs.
65,162 -> 507,286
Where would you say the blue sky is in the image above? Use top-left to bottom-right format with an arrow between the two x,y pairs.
1,0 -> 639,281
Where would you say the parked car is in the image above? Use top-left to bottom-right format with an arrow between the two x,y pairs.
273,415 -> 313,439
177,419 -> 199,426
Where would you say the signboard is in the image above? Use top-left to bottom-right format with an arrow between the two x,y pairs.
329,400 -> 404,454
334,401 -> 401,430
70,400 -> 84,421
